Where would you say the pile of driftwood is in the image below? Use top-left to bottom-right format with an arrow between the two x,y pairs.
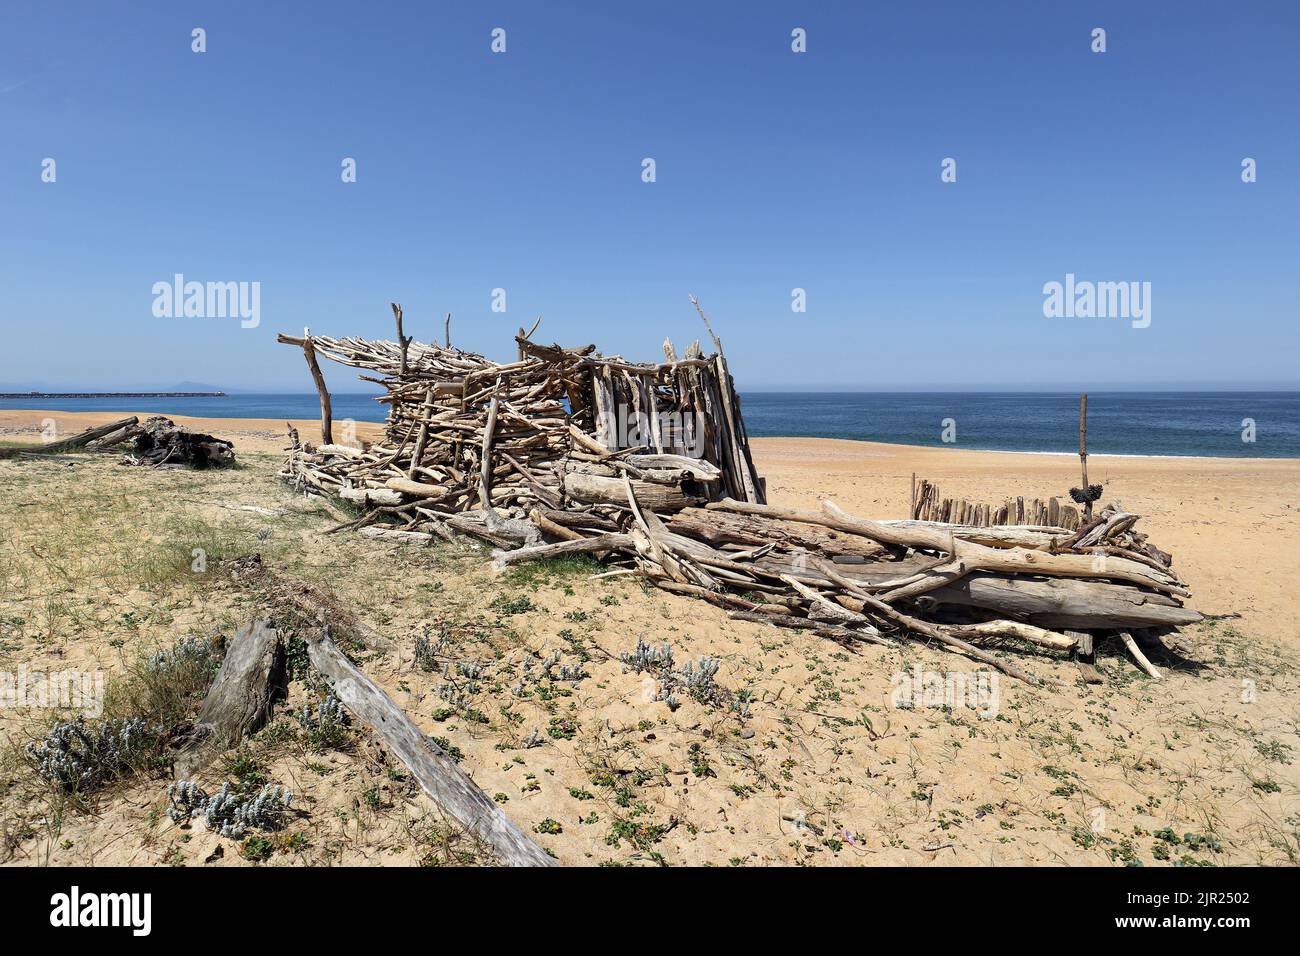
15,415 -> 234,467
279,305 -> 1200,684
120,416 -> 235,468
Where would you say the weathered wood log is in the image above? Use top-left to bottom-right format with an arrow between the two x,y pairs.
305,625 -> 555,867
922,573 -> 1202,630
837,580 -> 1050,685
536,508 -> 621,532
360,527 -> 433,545
339,486 -> 405,507
710,498 -> 1054,550
625,454 -> 721,481
669,507 -> 886,559
528,508 -> 583,542
85,421 -> 140,448
818,502 -> 1187,597
1072,509 -> 1140,549
173,620 -> 284,778
47,416 -> 139,451
316,443 -> 366,459
565,472 -> 703,512
385,476 -> 458,500
878,520 -> 1069,549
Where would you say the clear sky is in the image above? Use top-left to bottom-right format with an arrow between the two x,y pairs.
1,0 -> 1296,393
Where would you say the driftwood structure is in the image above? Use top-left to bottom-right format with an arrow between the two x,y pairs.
278,306 -> 1201,684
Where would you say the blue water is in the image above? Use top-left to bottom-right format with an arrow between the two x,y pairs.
739,392 -> 1300,458
3,392 -> 1298,458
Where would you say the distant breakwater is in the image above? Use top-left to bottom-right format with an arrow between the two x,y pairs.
0,392 -> 226,399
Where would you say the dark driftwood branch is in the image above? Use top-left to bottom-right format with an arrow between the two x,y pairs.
305,625 -> 555,867
174,619 -> 284,778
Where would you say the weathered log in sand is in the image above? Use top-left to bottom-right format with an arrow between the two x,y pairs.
305,624 -> 555,866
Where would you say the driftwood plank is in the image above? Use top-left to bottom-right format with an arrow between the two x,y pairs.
305,626 -> 555,867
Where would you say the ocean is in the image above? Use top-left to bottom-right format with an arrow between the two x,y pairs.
3,391 -> 1298,458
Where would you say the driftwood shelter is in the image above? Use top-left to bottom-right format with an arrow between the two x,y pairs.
278,306 -> 1201,686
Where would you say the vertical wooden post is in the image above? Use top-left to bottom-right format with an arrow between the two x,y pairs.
301,328 -> 333,445
1078,393 -> 1090,519
479,378 -> 502,529
392,303 -> 411,377
407,385 -> 436,478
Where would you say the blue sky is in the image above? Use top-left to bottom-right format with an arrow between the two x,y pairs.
1,0 -> 1296,392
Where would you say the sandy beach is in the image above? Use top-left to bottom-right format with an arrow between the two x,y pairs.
4,407 -> 1299,868
6,409 -> 1297,646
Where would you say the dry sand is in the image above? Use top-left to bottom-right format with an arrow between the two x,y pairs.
2,409 -> 1298,867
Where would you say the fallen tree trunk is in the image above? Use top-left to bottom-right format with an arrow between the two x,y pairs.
305,625 -> 555,867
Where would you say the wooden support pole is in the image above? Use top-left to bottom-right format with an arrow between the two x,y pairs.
407,385 -> 436,478
301,328 -> 333,445
1079,393 -> 1090,519
392,303 -> 412,377
479,378 -> 502,527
